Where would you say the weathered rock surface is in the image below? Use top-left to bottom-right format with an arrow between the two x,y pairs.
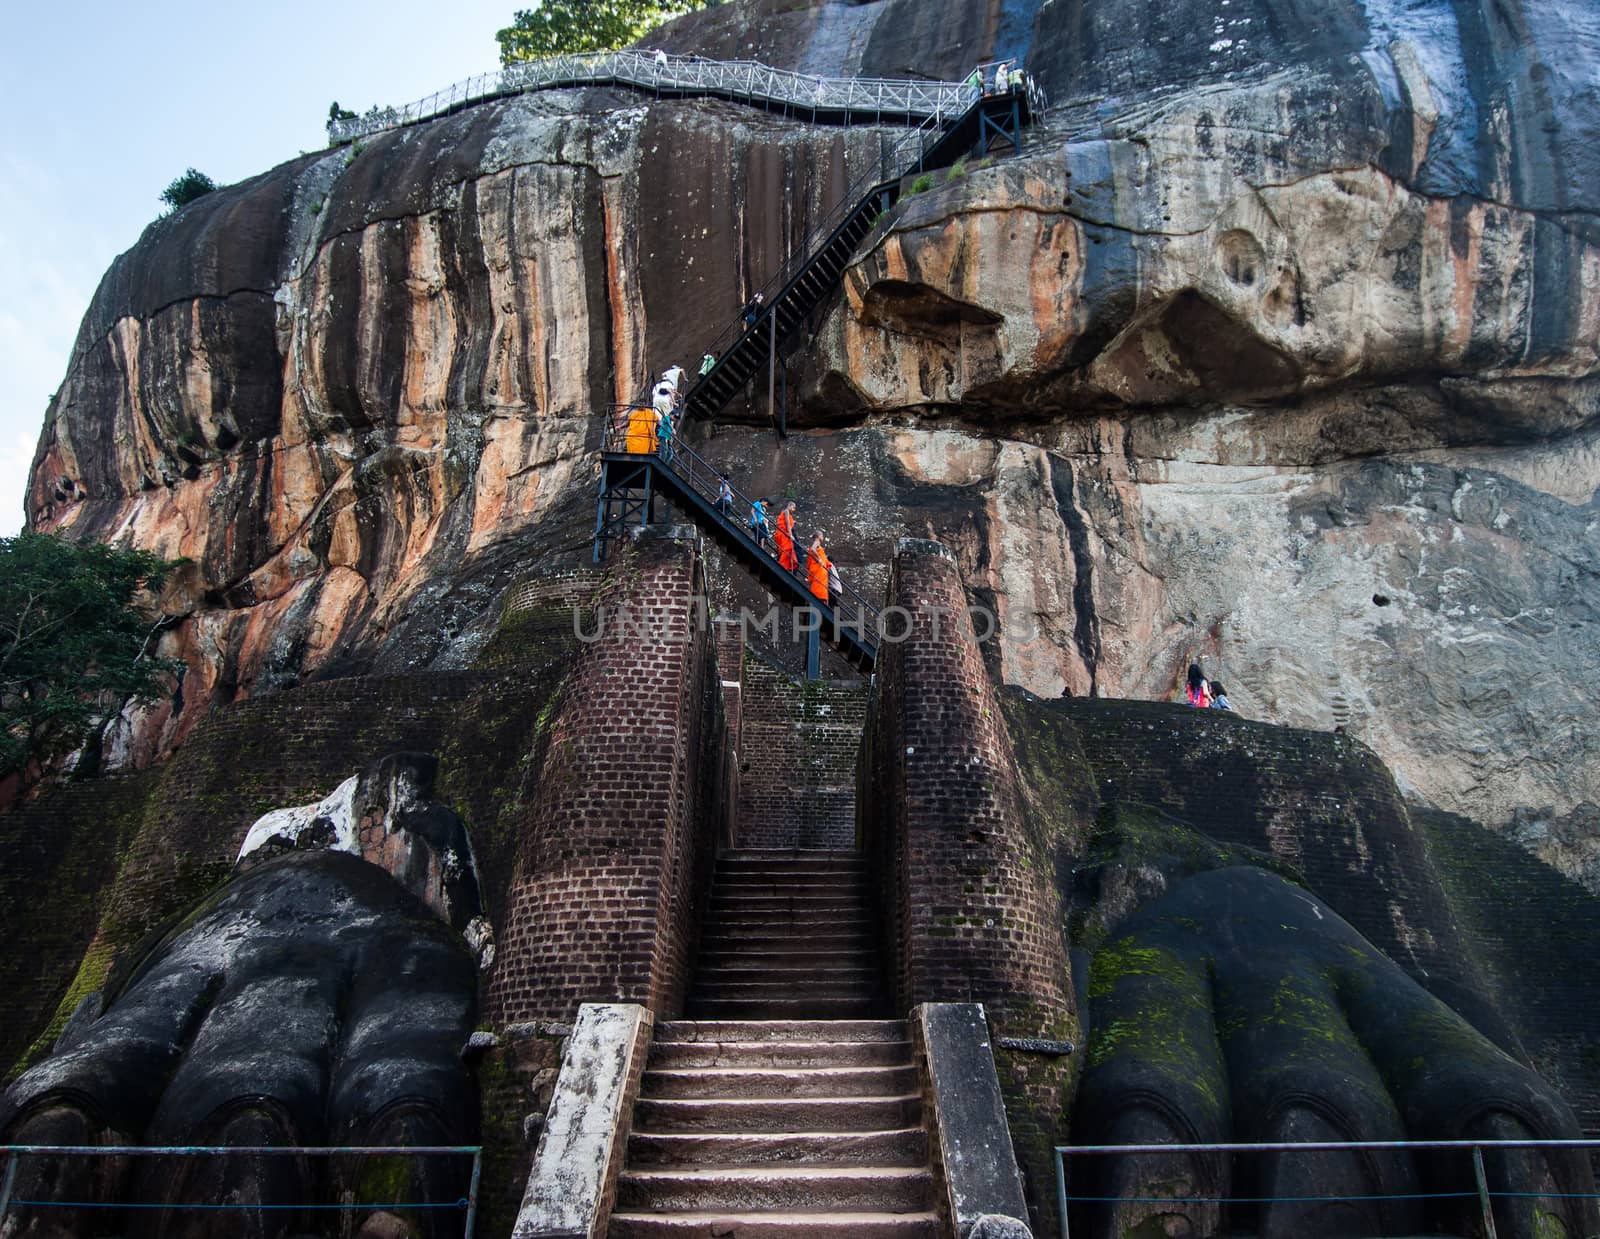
24,0 -> 1600,879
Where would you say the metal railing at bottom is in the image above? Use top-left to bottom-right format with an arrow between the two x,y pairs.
601,405 -> 882,637
1055,1138 -> 1600,1239
0,1143 -> 482,1237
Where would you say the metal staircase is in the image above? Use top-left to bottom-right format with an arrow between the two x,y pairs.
683,78 -> 1039,426
593,409 -> 879,677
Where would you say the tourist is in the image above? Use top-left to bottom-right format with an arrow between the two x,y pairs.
1185,664 -> 1212,708
749,497 -> 772,548
1209,681 -> 1234,711
661,362 -> 686,392
655,403 -> 675,464
715,474 -> 734,515
651,375 -> 675,418
742,291 -> 765,328
699,352 -> 717,377
774,500 -> 799,573
806,533 -> 832,603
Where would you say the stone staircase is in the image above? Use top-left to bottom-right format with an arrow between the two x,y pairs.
608,1019 -> 937,1236
686,849 -> 884,1019
609,850 -> 938,1235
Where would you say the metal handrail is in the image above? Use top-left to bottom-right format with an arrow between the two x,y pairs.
328,50 -> 986,145
602,406 -> 880,639
1054,1138 -> 1600,1239
0,1144 -> 482,1236
686,61 -> 1045,413
689,110 -> 944,394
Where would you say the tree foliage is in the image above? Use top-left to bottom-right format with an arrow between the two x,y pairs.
159,168 -> 218,213
0,534 -> 181,782
497,0 -> 708,61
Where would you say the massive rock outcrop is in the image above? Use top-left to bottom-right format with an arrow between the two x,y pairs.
24,0 -> 1600,880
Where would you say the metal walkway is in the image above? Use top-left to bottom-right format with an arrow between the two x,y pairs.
593,408 -> 879,677
328,49 -> 1044,145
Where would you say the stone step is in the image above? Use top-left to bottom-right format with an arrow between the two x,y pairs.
691,964 -> 880,986
655,1021 -> 906,1044
708,894 -> 872,912
634,1094 -> 921,1134
626,1128 -> 928,1169
641,1065 -> 918,1100
688,981 -> 879,1003
697,932 -> 875,954
710,880 -> 870,897
711,872 -> 868,887
697,954 -> 876,973
700,918 -> 874,934
649,1040 -> 912,1070
719,850 -> 865,861
684,996 -> 886,1020
699,914 -> 874,933
617,1165 -> 934,1213
608,1209 -> 940,1237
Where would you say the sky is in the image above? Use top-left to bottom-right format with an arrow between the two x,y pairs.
0,0 -> 517,536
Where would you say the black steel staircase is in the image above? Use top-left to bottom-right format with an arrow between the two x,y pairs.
683,80 -> 1038,426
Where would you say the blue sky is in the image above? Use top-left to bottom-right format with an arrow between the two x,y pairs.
0,0 -> 516,535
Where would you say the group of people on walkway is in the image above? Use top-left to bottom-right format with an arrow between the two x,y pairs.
1184,664 -> 1234,712
747,497 -> 841,607
639,363 -> 845,610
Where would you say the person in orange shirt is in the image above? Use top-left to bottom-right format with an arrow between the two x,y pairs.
774,500 -> 799,573
806,532 -> 832,603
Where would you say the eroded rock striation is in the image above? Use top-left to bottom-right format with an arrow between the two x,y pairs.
25,0 -> 1600,879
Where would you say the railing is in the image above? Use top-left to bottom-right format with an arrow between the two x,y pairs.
601,405 -> 881,639
1055,1138 -> 1600,1238
328,49 -> 987,145
686,60 -> 1044,413
0,1143 -> 482,1235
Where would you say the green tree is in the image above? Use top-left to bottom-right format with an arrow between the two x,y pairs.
159,168 -> 218,213
0,533 -> 181,783
497,0 -> 708,61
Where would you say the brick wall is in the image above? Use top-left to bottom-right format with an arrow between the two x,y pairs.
488,528 -> 728,1024
862,537 -> 1080,1232
734,650 -> 867,850
0,771 -> 160,1077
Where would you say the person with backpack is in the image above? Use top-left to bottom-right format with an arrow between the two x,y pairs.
1185,664 -> 1212,708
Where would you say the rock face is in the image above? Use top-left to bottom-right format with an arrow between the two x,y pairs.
25,0 -> 1600,878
